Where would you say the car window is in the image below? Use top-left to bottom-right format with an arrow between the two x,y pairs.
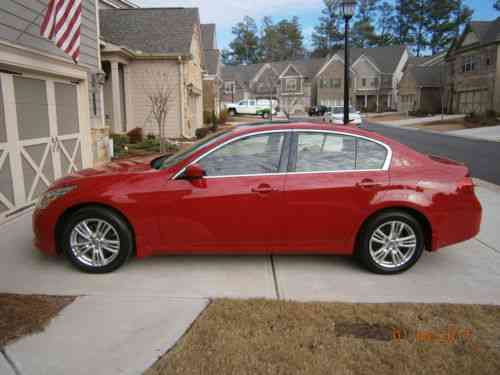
294,132 -> 388,172
356,138 -> 387,170
239,100 -> 248,106
198,133 -> 285,177
248,100 -> 256,106
295,133 -> 356,172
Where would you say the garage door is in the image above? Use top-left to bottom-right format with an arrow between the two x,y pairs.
0,73 -> 88,224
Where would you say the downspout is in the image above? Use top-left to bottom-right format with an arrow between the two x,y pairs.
178,56 -> 189,138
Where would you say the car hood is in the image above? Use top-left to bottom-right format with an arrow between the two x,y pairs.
52,155 -> 160,187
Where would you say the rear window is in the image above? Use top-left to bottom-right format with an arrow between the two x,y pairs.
356,139 -> 388,170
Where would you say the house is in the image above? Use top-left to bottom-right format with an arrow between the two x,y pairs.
446,18 -> 500,115
221,58 -> 328,114
314,45 -> 409,112
398,53 -> 446,114
99,7 -> 204,138
201,24 -> 222,118
0,0 -> 103,223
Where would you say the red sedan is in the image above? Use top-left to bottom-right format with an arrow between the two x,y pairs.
33,123 -> 482,274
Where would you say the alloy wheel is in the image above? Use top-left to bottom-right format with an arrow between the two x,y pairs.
70,218 -> 121,268
368,220 -> 417,269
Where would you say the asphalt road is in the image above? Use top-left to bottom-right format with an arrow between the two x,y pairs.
360,122 -> 500,185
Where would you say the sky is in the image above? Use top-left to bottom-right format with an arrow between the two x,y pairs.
135,0 -> 497,49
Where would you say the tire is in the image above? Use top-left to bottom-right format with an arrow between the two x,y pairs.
262,112 -> 270,119
61,206 -> 134,273
356,211 -> 424,274
228,109 -> 237,116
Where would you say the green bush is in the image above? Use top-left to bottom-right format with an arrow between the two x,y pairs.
111,133 -> 129,156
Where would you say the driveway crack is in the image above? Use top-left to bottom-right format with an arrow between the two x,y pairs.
270,254 -> 281,300
1,348 -> 22,375
475,238 -> 500,255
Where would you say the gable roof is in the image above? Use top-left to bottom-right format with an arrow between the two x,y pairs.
333,45 -> 407,74
99,8 -> 200,55
413,65 -> 445,87
201,24 -> 217,50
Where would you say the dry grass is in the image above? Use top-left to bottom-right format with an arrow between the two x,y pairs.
368,114 -> 409,122
0,294 -> 75,347
412,122 -> 466,132
146,299 -> 500,375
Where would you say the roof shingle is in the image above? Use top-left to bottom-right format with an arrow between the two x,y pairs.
100,8 -> 199,55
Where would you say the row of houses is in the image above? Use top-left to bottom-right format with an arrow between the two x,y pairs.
220,17 -> 500,117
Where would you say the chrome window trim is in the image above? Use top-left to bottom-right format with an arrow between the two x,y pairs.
172,129 -> 393,180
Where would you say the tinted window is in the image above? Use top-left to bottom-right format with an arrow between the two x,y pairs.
295,133 -> 356,172
356,138 -> 387,170
199,133 -> 285,176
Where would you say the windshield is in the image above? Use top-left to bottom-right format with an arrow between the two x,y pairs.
332,106 -> 356,114
158,130 -> 232,170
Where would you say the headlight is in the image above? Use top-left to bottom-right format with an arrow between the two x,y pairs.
36,186 -> 77,210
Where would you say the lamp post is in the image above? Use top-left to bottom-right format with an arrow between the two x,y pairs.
340,0 -> 356,125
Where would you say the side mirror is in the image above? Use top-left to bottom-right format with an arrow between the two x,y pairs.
184,163 -> 206,180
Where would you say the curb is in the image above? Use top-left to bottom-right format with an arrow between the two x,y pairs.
473,178 -> 500,193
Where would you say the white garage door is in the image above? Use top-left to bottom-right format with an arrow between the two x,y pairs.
0,72 -> 89,224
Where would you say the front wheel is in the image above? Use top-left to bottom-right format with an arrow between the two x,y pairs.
356,211 -> 424,274
61,206 -> 134,273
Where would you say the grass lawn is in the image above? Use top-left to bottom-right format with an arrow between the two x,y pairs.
0,294 -> 75,347
146,299 -> 500,375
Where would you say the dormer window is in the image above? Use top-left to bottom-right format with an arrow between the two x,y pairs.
462,56 -> 479,73
286,78 -> 298,92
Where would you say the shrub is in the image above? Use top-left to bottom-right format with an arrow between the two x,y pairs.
196,127 -> 211,140
218,109 -> 229,125
127,127 -> 143,144
110,133 -> 129,156
146,133 -> 156,140
203,110 -> 213,125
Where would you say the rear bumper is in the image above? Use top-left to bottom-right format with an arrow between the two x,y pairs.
430,195 -> 482,251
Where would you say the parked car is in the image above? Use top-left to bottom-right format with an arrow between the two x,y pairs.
33,123 -> 482,274
225,99 -> 277,118
308,105 -> 328,117
324,106 -> 362,125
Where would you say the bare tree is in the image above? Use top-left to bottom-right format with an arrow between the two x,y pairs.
141,69 -> 176,153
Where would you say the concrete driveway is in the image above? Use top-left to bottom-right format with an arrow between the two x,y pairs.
1,179 -> 500,375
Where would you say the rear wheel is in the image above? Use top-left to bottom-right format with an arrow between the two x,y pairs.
228,109 -> 237,116
356,211 -> 424,274
61,206 -> 134,273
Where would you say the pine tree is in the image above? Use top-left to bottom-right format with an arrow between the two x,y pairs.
226,16 -> 260,65
393,0 -> 414,45
495,1 -> 500,11
375,1 -> 396,46
260,17 -> 305,61
311,0 -> 343,57
351,0 -> 379,48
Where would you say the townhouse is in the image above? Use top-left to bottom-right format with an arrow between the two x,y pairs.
99,7 -> 205,138
446,17 -> 500,115
221,45 -> 409,114
201,24 -> 222,117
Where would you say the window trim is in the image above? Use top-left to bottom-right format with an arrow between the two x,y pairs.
172,129 -> 392,179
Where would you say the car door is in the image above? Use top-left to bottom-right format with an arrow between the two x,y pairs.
237,100 -> 249,114
157,131 -> 290,252
283,131 -> 390,253
247,100 -> 257,114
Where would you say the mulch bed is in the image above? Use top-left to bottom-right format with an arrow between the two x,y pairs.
0,294 -> 75,347
146,299 -> 500,375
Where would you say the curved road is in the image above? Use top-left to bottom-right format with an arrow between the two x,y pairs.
362,122 -> 500,185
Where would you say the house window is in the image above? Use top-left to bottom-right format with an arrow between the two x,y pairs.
286,78 -> 298,92
372,78 -> 379,88
320,79 -> 329,89
462,56 -> 479,73
362,78 -> 367,87
224,81 -> 235,94
332,79 -> 341,88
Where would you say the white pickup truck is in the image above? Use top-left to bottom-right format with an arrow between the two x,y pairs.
225,99 -> 277,118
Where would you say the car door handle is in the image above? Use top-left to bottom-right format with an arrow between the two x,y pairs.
356,179 -> 380,189
251,185 -> 275,194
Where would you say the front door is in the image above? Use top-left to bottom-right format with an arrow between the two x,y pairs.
157,132 -> 289,252
283,131 -> 390,253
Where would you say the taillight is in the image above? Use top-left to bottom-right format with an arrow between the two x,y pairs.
457,175 -> 475,194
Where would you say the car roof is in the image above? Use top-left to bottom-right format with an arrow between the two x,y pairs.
233,122 -> 388,142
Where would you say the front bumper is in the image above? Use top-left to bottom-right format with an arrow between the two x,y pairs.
33,206 -> 60,256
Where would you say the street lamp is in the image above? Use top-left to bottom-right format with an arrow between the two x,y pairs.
340,0 -> 356,125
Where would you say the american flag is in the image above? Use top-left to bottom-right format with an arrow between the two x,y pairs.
40,0 -> 82,63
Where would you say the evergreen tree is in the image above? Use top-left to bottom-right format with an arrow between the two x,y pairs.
411,0 -> 431,56
393,0 -> 414,45
260,17 -> 305,61
495,1 -> 500,11
311,0 -> 343,57
226,16 -> 260,65
375,1 -> 396,46
351,0 -> 379,48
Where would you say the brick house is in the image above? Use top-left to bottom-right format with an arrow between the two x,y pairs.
201,24 -> 222,118
446,18 -> 500,115
100,7 -> 204,138
314,45 -> 409,112
398,53 -> 446,114
0,0 -> 105,223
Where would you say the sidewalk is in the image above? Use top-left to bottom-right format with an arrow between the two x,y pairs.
447,125 -> 500,141
372,114 -> 465,127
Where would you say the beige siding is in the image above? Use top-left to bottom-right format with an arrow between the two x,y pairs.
317,59 -> 351,107
128,60 -> 181,138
